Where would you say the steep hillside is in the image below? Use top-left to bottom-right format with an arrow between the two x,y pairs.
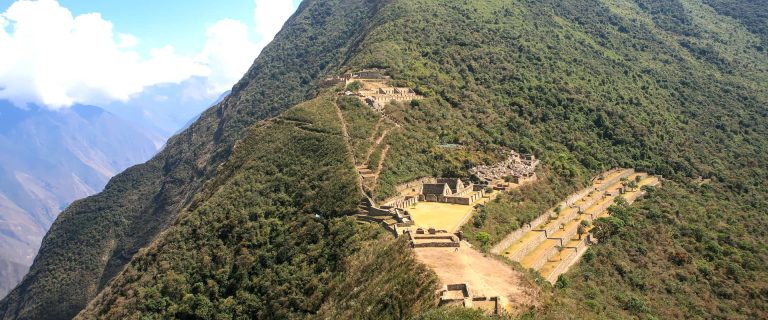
0,1 -> 391,319
3,0 -> 767,319
0,102 -> 158,298
78,97 -> 438,319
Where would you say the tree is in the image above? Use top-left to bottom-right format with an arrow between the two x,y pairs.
577,224 -> 587,240
475,232 -> 491,252
346,81 -> 362,92
592,217 -> 624,240
627,180 -> 638,191
555,275 -> 569,289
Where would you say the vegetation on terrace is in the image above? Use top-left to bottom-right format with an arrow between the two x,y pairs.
2,0 -> 766,319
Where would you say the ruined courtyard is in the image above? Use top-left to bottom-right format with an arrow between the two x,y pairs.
329,70 -> 662,316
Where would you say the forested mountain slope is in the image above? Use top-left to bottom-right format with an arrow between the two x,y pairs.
3,0 -> 767,319
0,1 -> 392,319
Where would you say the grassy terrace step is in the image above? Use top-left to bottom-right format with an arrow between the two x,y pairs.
512,173 -> 659,274
529,176 -> 661,280
539,238 -> 585,278
504,170 -> 638,261
491,169 -> 635,255
520,239 -> 560,270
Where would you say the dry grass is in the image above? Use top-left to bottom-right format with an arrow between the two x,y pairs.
408,202 -> 476,232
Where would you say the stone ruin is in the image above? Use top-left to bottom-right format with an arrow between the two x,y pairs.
405,229 -> 460,248
439,283 -> 504,315
381,177 -> 486,210
356,205 -> 415,235
420,178 -> 485,205
321,69 -> 424,113
320,69 -> 391,87
362,87 -> 422,112
470,150 -> 539,189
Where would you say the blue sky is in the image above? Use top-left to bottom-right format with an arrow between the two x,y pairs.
52,0 -> 302,56
0,0 -> 301,108
0,0 -> 303,56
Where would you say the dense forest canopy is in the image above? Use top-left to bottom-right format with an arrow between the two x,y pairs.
2,0 -> 766,319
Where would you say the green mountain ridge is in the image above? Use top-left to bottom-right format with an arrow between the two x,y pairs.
2,0 -> 767,319
0,1 -> 387,318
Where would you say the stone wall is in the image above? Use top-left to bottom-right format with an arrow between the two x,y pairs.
542,209 -> 579,237
506,231 -> 547,261
368,206 -> 393,216
529,246 -> 560,271
395,177 -> 436,194
443,191 -> 483,205
408,232 -> 461,248
491,214 -> 549,254
412,241 -> 460,248
444,283 -> 471,299
381,177 -> 435,207
383,195 -> 419,209
559,225 -> 580,243
491,169 -> 634,254
545,239 -> 589,284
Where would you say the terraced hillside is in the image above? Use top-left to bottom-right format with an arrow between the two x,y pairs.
501,170 -> 661,283
1,0 -> 766,319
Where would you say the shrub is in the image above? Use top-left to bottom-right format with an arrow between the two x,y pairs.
475,232 -> 491,252
346,81 -> 362,92
555,275 -> 570,289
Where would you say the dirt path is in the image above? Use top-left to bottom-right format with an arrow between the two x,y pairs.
363,128 -> 391,165
369,118 -> 384,143
415,243 -> 540,314
371,144 -> 390,184
333,101 -> 364,194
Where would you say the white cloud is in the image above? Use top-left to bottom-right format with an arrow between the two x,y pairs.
0,0 -> 298,109
195,19 -> 260,96
254,0 -> 295,46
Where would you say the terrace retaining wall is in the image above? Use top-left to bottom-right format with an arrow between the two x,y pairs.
545,239 -> 589,283
529,246 -> 560,271
506,231 -> 547,261
491,169 -> 635,254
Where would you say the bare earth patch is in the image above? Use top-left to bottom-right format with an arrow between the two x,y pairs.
415,242 -> 541,314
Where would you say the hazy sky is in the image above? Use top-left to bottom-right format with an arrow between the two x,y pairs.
0,0 -> 301,108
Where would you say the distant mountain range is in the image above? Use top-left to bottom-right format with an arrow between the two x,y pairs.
1,0 -> 766,319
0,101 -> 160,297
101,78 -> 229,140
0,80 -> 223,298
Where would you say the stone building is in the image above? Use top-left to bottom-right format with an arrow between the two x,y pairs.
471,150 -> 539,189
421,178 -> 485,205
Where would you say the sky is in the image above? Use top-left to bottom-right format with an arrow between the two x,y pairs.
0,0 -> 301,108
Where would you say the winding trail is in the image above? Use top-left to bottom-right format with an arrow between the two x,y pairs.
333,101 -> 364,195
363,128 -> 391,166
370,144 -> 390,186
